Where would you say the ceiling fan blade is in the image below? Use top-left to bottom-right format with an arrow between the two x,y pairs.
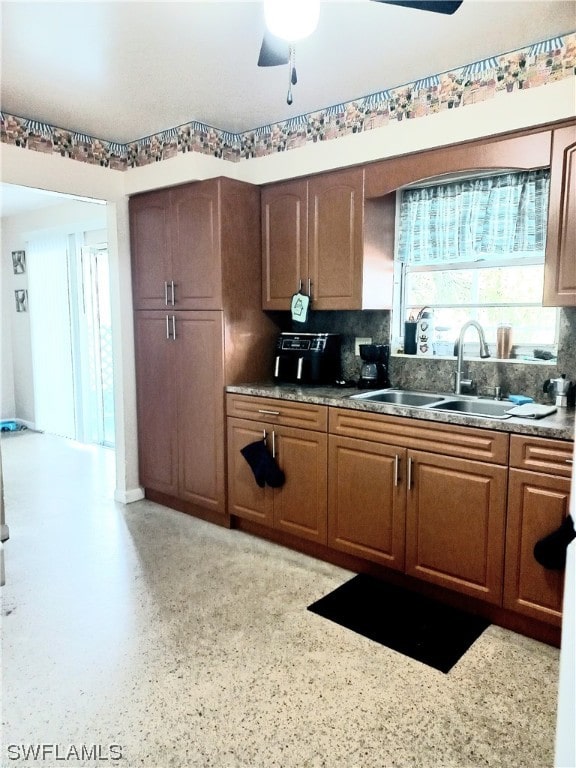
371,0 -> 463,14
258,30 -> 290,67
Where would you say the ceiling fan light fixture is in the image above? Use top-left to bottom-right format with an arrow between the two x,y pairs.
264,0 -> 320,42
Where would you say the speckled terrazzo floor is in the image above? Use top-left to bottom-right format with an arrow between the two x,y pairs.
1,432 -> 560,768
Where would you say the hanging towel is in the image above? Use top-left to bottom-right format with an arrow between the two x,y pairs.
534,515 -> 576,570
291,291 -> 310,324
240,440 -> 285,488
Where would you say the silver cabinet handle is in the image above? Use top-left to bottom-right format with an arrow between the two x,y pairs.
407,457 -> 413,490
171,315 -> 176,340
258,409 -> 280,416
164,281 -> 169,306
394,455 -> 400,487
566,458 -> 573,465
274,356 -> 280,378
165,315 -> 170,339
262,429 -> 267,443
272,430 -> 276,458
170,280 -> 175,306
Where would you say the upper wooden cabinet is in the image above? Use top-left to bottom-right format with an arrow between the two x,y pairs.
262,167 -> 394,311
543,124 -> 576,307
131,177 -> 265,311
364,130 -> 552,198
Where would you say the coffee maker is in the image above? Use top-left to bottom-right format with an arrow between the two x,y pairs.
358,344 -> 391,389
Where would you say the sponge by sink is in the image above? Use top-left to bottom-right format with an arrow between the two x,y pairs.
507,395 -> 534,405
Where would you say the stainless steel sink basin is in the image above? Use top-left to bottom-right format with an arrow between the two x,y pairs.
348,388 -> 518,420
427,399 -> 513,419
348,389 -> 445,406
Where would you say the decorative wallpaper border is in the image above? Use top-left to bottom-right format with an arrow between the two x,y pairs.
1,33 -> 574,170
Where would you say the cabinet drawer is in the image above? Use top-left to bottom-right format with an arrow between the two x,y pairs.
226,394 -> 327,431
510,435 -> 574,477
329,407 -> 509,464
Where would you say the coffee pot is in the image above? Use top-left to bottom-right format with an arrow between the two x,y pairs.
358,344 -> 391,389
543,374 -> 575,408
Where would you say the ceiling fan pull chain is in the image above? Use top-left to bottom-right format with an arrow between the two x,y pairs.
286,44 -> 297,105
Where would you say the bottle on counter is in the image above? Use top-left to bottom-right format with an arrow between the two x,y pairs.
416,308 -> 434,357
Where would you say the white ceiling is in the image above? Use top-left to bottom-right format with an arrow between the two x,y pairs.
2,0 -> 575,143
1,0 -> 575,217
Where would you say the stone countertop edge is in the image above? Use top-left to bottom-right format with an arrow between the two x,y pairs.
226,383 -> 575,441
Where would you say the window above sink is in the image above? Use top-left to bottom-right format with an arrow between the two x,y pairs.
391,169 -> 559,362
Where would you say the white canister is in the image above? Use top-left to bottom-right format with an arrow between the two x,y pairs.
416,312 -> 434,357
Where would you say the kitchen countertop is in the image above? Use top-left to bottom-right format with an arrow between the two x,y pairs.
226,383 -> 575,441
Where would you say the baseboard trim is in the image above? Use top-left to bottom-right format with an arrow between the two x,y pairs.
115,487 -> 145,504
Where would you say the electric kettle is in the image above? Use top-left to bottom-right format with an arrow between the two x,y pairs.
543,374 -> 575,408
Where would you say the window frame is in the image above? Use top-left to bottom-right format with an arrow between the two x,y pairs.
391,184 -> 559,360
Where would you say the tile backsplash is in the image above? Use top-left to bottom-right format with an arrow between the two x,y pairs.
268,307 -> 576,404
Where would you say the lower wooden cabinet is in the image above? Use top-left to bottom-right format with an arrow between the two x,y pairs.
328,435 -> 406,570
226,397 -> 574,631
227,407 -> 328,544
503,435 -> 573,626
405,450 -> 507,605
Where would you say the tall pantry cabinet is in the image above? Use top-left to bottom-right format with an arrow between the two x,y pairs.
130,177 -> 277,524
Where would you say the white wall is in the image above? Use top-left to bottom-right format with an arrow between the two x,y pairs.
1,78 -> 574,503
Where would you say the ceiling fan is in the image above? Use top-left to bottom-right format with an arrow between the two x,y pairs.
258,0 -> 464,104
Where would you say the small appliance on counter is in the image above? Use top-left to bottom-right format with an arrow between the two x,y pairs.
543,374 -> 576,408
358,344 -> 391,389
273,332 -> 341,385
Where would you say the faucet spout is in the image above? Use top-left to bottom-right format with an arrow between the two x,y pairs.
455,320 -> 491,395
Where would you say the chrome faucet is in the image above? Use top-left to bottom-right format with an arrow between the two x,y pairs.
454,320 -> 491,394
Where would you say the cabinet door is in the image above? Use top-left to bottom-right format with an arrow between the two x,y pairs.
308,168 -> 364,309
227,417 -> 274,526
176,312 -> 225,514
273,426 -> 328,544
405,450 -> 507,604
328,435 -> 406,569
504,469 -> 569,626
261,179 -> 308,309
170,182 -> 222,309
130,191 -> 172,310
543,124 -> 576,306
133,311 -> 179,495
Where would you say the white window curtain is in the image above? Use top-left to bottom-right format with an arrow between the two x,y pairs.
397,169 -> 550,265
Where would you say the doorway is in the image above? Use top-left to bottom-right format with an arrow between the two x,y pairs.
26,223 -> 114,447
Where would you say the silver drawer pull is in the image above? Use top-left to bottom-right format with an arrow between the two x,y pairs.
566,458 -> 573,465
258,409 -> 280,416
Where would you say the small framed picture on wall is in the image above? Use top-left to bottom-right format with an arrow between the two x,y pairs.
12,250 -> 26,274
15,289 -> 28,312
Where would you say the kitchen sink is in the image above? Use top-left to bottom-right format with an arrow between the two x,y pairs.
425,399 -> 514,418
348,389 -> 445,406
348,388 -> 519,420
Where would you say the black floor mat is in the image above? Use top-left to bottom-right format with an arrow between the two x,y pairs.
307,574 -> 490,673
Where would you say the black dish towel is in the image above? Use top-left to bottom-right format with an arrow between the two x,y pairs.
240,440 -> 285,488
534,514 -> 576,570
